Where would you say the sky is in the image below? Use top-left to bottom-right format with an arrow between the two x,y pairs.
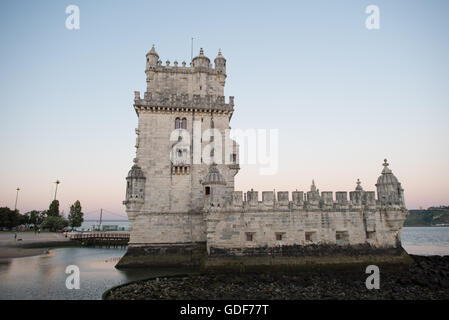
0,0 -> 448,218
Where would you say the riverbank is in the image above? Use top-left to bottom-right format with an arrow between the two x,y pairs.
0,247 -> 50,259
105,254 -> 449,300
0,232 -> 72,259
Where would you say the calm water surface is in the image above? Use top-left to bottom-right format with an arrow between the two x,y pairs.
402,226 -> 449,256
0,247 -> 191,300
0,227 -> 447,300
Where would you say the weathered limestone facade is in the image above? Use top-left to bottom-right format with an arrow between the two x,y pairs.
118,46 -> 409,268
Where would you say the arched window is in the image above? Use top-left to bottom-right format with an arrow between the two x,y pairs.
181,118 -> 187,129
175,118 -> 180,129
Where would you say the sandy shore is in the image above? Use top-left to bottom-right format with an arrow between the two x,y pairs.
0,247 -> 49,259
0,232 -> 71,259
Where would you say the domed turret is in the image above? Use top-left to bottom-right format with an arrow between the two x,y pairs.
146,44 -> 159,68
203,163 -> 226,185
192,48 -> 210,69
214,49 -> 226,74
375,159 -> 405,207
124,159 -> 146,209
202,163 -> 227,209
127,163 -> 145,179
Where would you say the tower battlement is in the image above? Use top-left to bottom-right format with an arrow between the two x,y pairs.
207,189 -> 396,212
133,91 -> 234,113
144,45 -> 227,97
205,174 -> 404,213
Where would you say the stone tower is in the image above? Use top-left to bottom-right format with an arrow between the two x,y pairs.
118,46 -> 409,269
123,46 -> 239,255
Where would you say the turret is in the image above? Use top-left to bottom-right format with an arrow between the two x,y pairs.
202,163 -> 227,209
375,159 -> 405,207
123,159 -> 146,211
214,49 -> 226,74
146,44 -> 159,69
192,48 -> 211,69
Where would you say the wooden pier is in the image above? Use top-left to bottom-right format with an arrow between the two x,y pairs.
68,232 -> 130,247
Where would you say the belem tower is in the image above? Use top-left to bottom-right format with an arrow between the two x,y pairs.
117,46 -> 409,268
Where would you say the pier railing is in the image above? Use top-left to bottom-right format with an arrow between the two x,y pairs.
68,232 -> 129,247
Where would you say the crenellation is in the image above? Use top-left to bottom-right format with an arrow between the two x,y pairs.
321,191 -> 333,207
277,191 -> 289,207
232,191 -> 243,207
262,191 -> 274,206
292,191 -> 304,206
247,189 -> 258,206
335,191 -> 348,205
134,92 -> 234,113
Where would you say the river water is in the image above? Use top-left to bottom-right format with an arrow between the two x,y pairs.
0,227 -> 448,300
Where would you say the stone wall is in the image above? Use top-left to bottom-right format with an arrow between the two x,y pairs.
205,208 -> 407,256
128,212 -> 206,245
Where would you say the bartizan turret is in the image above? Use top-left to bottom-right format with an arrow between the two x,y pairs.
214,49 -> 226,74
123,159 -> 146,214
202,163 -> 227,209
145,44 -> 159,69
376,159 -> 405,208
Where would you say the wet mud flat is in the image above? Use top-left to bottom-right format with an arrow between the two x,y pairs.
105,255 -> 449,300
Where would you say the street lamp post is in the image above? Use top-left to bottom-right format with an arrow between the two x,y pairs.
14,187 -> 20,212
54,180 -> 60,201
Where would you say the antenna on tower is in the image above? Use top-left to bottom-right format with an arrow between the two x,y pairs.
190,37 -> 199,61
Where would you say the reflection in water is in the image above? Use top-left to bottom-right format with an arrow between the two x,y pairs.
0,247 -> 191,300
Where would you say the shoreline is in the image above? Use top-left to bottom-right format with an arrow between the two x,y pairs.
0,232 -> 74,260
0,247 -> 50,260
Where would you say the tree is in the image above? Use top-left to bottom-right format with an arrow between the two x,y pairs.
0,207 -> 21,229
25,210 -> 45,227
41,215 -> 68,232
47,200 -> 60,217
68,200 -> 84,230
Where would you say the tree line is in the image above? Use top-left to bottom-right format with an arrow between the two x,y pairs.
0,200 -> 84,232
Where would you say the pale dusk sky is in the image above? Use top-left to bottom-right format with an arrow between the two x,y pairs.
1,0 -> 448,218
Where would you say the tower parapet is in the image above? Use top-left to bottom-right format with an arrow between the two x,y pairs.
205,160 -> 407,214
133,91 -> 234,114
144,46 -> 228,97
